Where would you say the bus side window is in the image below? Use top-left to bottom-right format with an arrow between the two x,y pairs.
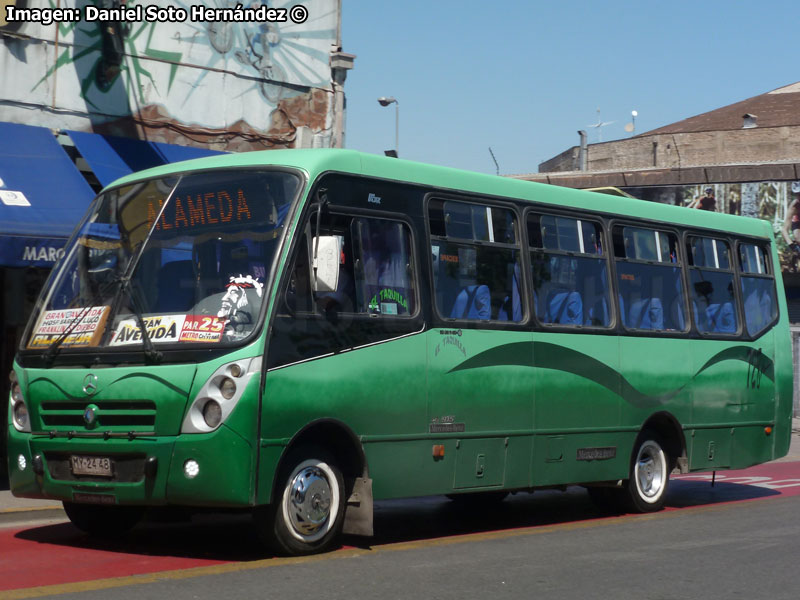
529,213 -> 610,328
429,199 -> 522,323
351,218 -> 415,316
614,226 -> 687,333
687,236 -> 738,335
738,242 -> 777,337
293,214 -> 416,319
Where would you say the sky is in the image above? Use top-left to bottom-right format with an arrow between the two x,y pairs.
341,0 -> 800,176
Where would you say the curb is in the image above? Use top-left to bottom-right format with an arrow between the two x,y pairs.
0,505 -> 66,527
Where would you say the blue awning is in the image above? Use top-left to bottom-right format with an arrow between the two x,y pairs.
66,130 -> 225,187
0,122 -> 95,267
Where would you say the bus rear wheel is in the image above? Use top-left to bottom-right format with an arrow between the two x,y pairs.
624,431 -> 670,512
256,449 -> 345,555
62,502 -> 144,536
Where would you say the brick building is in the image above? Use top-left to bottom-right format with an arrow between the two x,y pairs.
533,81 -> 800,190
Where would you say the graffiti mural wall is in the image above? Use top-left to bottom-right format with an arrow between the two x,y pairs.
622,181 -> 800,274
0,0 -> 345,149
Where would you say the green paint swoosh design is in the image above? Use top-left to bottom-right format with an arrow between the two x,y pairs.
29,371 -> 188,399
448,342 -> 773,409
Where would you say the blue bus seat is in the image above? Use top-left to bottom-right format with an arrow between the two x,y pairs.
451,284 -> 491,320
742,280 -> 773,334
587,297 -> 609,326
707,302 -> 736,333
545,290 -> 583,325
630,297 -> 664,330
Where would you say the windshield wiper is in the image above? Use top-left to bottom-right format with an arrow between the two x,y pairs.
42,274 -> 124,367
121,277 -> 163,365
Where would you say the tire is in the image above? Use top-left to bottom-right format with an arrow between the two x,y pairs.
256,448 -> 345,555
62,502 -> 144,536
623,431 -> 671,512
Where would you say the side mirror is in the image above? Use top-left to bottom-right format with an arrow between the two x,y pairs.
312,236 -> 341,292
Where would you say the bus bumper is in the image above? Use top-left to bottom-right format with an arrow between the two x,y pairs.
6,425 -> 253,508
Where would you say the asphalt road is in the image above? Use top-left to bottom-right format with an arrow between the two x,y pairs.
3,460 -> 800,600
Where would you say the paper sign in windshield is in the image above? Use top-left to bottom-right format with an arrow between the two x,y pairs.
110,315 -> 186,346
180,316 -> 226,343
28,306 -> 109,348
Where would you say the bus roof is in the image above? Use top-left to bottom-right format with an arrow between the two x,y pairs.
107,148 -> 773,239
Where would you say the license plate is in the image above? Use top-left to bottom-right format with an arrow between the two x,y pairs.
70,455 -> 113,477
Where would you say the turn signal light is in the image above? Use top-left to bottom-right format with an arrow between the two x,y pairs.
765,426 -> 773,436
432,445 -> 445,459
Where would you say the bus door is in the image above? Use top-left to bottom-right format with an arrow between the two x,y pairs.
264,182 -> 427,500
528,213 -> 623,486
426,199 -> 533,493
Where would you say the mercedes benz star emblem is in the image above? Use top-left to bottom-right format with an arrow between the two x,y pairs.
82,374 -> 98,396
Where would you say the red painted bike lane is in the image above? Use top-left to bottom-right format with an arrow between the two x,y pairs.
3,460 -> 800,594
0,523 -> 230,592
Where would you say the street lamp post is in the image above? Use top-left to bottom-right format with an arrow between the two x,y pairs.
377,96 -> 399,157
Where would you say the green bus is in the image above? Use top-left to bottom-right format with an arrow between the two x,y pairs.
6,149 -> 792,554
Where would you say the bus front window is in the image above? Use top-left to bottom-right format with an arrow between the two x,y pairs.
25,169 -> 300,355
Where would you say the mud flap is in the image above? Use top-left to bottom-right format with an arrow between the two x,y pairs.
342,477 -> 373,536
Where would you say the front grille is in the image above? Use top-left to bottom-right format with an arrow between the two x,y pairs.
39,400 -> 156,431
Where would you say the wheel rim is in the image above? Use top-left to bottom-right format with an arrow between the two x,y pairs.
634,440 -> 666,503
281,460 -> 339,543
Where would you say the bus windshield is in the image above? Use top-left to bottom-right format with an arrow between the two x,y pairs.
25,168 -> 300,355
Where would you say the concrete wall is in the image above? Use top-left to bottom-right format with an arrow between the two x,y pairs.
540,126 -> 800,173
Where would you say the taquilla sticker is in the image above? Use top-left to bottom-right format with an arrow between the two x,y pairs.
368,288 -> 408,315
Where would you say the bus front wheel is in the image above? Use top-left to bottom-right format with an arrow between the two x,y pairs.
624,431 -> 670,512
257,449 -> 345,555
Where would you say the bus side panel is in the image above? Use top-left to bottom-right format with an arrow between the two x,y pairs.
259,334 -> 427,501
618,336 -> 693,462
427,328 -> 534,494
532,331 -> 628,487
690,335 -> 776,471
771,290 -> 794,461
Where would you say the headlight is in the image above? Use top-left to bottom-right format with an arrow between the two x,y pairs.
9,372 -> 31,433
13,400 -> 29,430
220,377 -> 236,399
202,400 -> 222,428
181,357 -> 261,433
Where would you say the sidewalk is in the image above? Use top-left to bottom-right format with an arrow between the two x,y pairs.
3,418 -> 800,526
